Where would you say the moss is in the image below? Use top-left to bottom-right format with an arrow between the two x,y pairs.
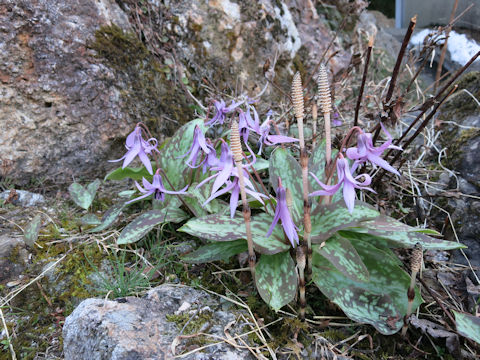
166,311 -> 212,335
443,71 -> 480,117
442,127 -> 480,172
90,25 -> 194,135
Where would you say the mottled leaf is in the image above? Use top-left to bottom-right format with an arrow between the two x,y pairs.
23,214 -> 42,248
252,157 -> 269,172
68,179 -> 100,210
453,310 -> 480,344
178,213 -> 291,255
354,215 -> 465,250
312,240 -> 422,335
338,230 -> 402,266
184,182 -> 221,217
152,196 -> 182,210
104,166 -> 153,182
181,239 -> 247,264
315,235 -> 369,282
159,118 -> 206,188
88,202 -> 126,233
269,147 -> 304,222
117,208 -> 188,244
80,213 -> 101,226
255,252 -> 297,311
310,201 -> 379,243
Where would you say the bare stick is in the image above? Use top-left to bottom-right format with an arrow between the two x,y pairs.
401,243 -> 423,337
292,72 -> 309,317
434,0 -> 459,93
231,120 -> 256,279
385,16 -> 417,104
354,36 -> 374,127
389,85 -> 458,169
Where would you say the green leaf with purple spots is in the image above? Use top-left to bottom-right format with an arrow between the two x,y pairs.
178,213 -> 290,255
310,201 -> 379,243
312,239 -> 422,335
315,235 -> 369,282
23,214 -> 42,248
269,148 -> 304,222
80,213 -> 102,226
117,208 -> 188,244
255,252 -> 297,311
159,118 -> 206,188
88,202 -> 126,233
68,179 -> 100,210
453,310 -> 480,344
353,215 -> 465,250
181,240 -> 247,264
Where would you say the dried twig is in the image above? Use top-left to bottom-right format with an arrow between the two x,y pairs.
354,36 -> 374,126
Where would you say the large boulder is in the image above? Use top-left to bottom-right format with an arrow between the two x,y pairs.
1,0 -> 353,185
63,284 -> 254,359
434,72 -> 480,280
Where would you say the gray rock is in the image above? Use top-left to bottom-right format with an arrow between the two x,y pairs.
63,284 -> 254,360
0,235 -> 30,284
432,72 -> 480,282
0,189 -> 45,207
1,0 -> 353,185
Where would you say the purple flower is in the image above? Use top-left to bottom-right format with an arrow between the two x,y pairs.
197,141 -> 235,195
126,170 -> 188,204
203,172 -> 267,218
266,178 -> 299,247
206,99 -> 244,126
248,109 -> 298,154
110,126 -> 158,175
181,125 -> 212,168
309,156 -> 375,213
332,112 -> 342,127
346,123 -> 402,176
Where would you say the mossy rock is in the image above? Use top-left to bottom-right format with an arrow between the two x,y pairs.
90,24 -> 194,135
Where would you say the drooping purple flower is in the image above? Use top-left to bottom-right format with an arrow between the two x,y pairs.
203,171 -> 267,218
110,126 -> 158,175
126,170 -> 188,204
266,178 -> 299,247
181,125 -> 212,168
206,99 -> 244,126
197,141 -> 235,195
309,156 -> 375,213
345,123 -> 402,176
248,109 -> 298,154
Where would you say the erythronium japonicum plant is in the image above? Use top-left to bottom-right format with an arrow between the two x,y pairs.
102,67 -> 465,336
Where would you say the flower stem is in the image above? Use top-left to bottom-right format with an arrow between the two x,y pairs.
296,245 -> 307,320
292,72 -> 312,307
231,120 -> 256,279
